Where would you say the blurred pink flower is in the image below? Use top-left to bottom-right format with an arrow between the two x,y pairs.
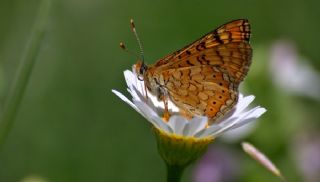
270,40 -> 320,100
193,145 -> 239,182
292,132 -> 320,182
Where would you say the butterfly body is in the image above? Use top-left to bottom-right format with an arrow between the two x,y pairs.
135,19 -> 252,124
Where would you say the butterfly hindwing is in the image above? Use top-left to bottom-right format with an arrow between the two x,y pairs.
162,66 -> 238,122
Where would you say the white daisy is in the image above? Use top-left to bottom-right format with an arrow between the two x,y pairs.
112,66 -> 266,139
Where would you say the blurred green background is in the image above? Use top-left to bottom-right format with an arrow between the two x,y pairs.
0,0 -> 320,181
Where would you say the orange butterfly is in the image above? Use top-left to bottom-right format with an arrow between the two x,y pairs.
127,19 -> 252,124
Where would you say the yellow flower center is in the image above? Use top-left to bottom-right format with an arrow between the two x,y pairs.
153,127 -> 214,167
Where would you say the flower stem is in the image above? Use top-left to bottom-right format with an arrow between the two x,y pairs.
0,0 -> 51,148
166,164 -> 185,182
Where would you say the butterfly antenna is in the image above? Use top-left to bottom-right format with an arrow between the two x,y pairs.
130,19 -> 145,62
119,42 -> 139,59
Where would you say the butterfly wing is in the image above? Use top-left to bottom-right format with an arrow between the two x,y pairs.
162,66 -> 238,123
154,19 -> 252,85
155,19 -> 252,122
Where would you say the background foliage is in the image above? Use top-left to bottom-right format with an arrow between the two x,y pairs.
0,0 -> 319,181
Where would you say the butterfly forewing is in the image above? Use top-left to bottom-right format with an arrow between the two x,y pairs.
145,19 -> 252,123
156,19 -> 251,84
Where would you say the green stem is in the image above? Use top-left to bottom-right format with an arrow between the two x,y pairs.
166,164 -> 185,182
0,0 -> 51,148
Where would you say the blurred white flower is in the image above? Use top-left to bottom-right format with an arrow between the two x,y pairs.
112,66 -> 266,139
270,40 -> 320,100
242,142 -> 285,181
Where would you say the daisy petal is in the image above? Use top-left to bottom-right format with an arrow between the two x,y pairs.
228,107 -> 267,130
133,100 -> 170,133
168,116 -> 187,135
196,118 -> 237,137
112,89 -> 138,111
188,117 -> 208,136
182,123 -> 191,136
234,95 -> 255,115
151,116 -> 173,133
212,107 -> 263,137
124,70 -> 136,90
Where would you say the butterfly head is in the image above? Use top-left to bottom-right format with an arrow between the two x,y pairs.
135,60 -> 148,81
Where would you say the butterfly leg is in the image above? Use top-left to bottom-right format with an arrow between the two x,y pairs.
158,87 -> 170,121
162,95 -> 170,122
144,83 -> 148,100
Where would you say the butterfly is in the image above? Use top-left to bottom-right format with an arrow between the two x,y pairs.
132,19 -> 252,124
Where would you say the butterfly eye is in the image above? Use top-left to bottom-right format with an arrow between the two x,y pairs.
140,63 -> 148,74
138,68 -> 145,81
139,68 -> 144,75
